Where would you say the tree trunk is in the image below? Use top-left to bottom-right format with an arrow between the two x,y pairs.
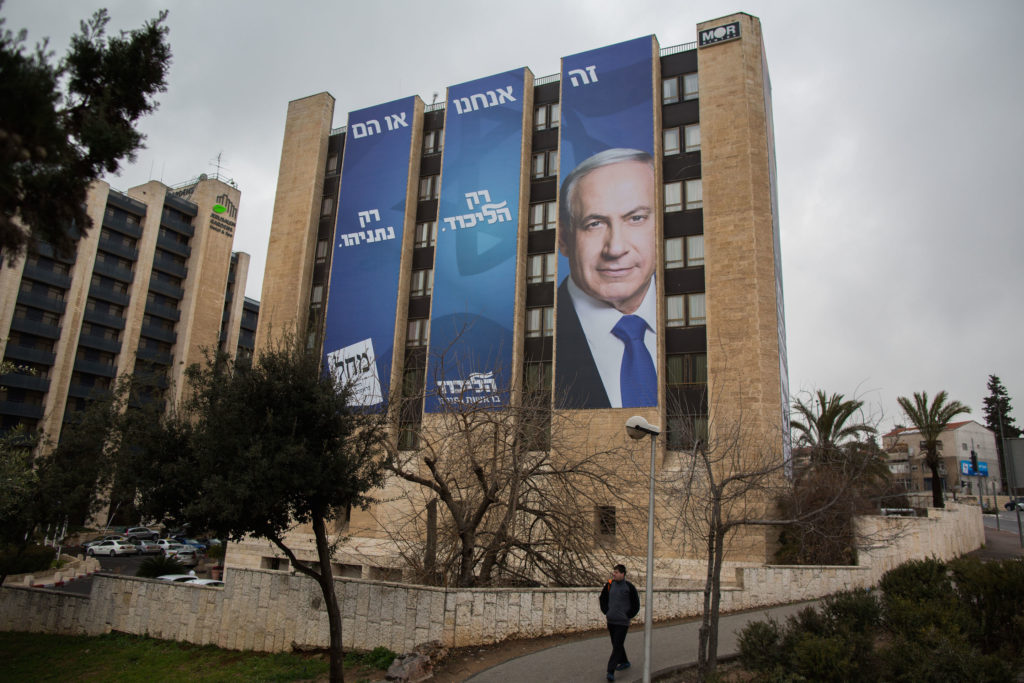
312,515 -> 345,683
927,452 -> 944,508
707,525 -> 726,673
697,498 -> 721,679
459,530 -> 476,587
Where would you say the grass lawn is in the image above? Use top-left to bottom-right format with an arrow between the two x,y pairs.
0,631 -> 336,682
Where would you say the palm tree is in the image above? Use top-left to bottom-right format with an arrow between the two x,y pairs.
896,390 -> 970,508
791,391 -> 876,465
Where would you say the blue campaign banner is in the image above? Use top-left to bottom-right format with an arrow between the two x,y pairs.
425,69 -> 527,412
554,36 -> 658,410
323,96 -> 416,407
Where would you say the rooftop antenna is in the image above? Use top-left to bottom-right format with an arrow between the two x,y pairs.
210,151 -> 229,180
431,92 -> 439,105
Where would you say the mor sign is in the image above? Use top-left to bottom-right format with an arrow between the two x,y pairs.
699,21 -> 741,47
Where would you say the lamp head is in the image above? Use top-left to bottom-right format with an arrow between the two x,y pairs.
625,415 -> 661,439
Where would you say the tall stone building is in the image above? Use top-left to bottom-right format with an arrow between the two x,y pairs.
0,174 -> 259,461
245,12 -> 787,577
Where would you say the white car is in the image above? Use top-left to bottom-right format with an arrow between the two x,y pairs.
186,578 -> 223,587
86,539 -> 139,556
133,539 -> 162,554
157,574 -> 198,583
164,543 -> 199,567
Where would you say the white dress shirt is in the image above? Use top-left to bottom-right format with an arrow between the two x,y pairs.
565,276 -> 657,408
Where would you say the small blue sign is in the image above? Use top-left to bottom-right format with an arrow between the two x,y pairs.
960,460 -> 989,476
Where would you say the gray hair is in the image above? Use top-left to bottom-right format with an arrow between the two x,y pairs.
558,148 -> 655,233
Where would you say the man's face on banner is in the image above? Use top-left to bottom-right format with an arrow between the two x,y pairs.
559,160 -> 656,314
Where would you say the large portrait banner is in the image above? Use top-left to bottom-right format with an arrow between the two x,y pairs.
555,36 -> 658,410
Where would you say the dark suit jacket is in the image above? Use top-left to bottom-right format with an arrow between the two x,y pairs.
555,279 -> 611,409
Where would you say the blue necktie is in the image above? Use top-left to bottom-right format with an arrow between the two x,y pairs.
612,315 -> 657,407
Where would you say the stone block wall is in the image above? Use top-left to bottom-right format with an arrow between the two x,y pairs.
0,504 -> 984,653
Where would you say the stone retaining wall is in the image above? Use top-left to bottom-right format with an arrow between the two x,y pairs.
0,504 -> 983,652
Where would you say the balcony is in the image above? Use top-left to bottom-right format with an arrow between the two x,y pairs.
3,344 -> 56,366
9,316 -> 61,340
160,214 -> 195,237
136,346 -> 173,366
93,258 -> 134,284
98,234 -> 139,261
102,211 -> 144,239
0,399 -> 45,420
16,289 -> 66,315
152,251 -> 188,279
83,307 -> 126,330
144,300 -> 181,322
22,262 -> 72,289
140,322 -> 176,345
0,372 -> 50,393
32,241 -> 76,265
87,283 -> 130,307
73,358 -> 117,378
77,331 -> 122,354
156,230 -> 191,258
148,277 -> 184,300
67,381 -> 111,400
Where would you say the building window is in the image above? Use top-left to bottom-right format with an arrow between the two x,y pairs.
423,130 -> 442,155
666,293 -> 705,327
665,235 -> 705,269
407,318 -> 429,347
667,353 -> 707,385
326,154 -> 339,174
684,123 -> 701,152
418,175 -> 439,201
526,306 -> 554,338
596,505 -> 616,536
321,196 -> 334,217
315,239 -> 329,264
414,221 -> 436,248
665,182 -> 682,212
309,284 -> 323,309
662,73 -> 698,104
524,361 -> 552,396
527,253 -> 556,284
667,413 -> 708,451
664,127 -> 680,156
529,202 -> 557,232
665,180 -> 703,212
534,102 -> 560,131
410,268 -> 433,298
686,235 -> 704,266
398,424 -> 419,451
532,150 -> 558,179
685,179 -> 703,210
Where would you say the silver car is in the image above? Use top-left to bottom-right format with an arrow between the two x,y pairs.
164,544 -> 199,567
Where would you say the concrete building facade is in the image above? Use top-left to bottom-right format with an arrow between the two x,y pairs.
0,174 -> 259,470
245,13 -> 787,578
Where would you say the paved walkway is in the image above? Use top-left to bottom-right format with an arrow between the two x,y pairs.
467,599 -> 815,682
470,526 -> 1024,682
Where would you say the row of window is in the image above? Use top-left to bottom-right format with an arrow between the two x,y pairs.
524,292 -> 705,337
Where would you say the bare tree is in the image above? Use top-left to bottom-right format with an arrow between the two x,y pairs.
659,388 -> 902,679
381,356 -> 642,587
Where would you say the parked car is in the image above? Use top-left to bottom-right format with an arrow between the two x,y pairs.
1005,498 -> 1024,511
163,544 -> 199,567
186,578 -> 223,587
86,540 -> 139,556
125,526 -> 159,541
83,535 -> 128,551
156,574 -> 198,582
133,539 -> 162,554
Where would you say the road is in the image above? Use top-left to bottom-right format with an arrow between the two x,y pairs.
984,509 -> 1024,539
56,551 -> 210,595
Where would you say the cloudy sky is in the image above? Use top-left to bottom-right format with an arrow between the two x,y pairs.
5,0 -> 1022,432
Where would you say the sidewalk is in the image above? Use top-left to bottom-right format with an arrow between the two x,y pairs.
469,526 -> 1023,682
467,600 -> 816,682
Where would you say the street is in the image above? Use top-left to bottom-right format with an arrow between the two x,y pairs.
983,509 -> 1024,540
55,552 -> 213,595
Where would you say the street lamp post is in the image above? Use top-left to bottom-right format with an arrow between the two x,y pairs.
626,415 -> 660,683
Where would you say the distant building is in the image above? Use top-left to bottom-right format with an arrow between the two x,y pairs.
0,175 -> 259,458
883,420 -> 1003,498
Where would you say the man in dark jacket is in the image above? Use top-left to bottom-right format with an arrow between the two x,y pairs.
599,563 -> 641,680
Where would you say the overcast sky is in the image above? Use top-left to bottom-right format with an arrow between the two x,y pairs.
5,0 -> 1022,432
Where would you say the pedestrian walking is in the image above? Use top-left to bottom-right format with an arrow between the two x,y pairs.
598,564 -> 640,680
